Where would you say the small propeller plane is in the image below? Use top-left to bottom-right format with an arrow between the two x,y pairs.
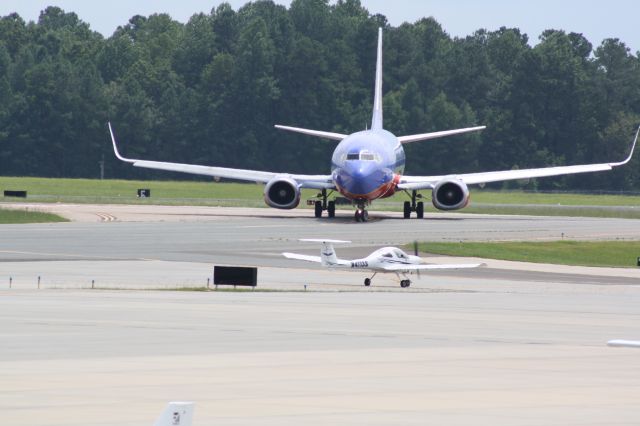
282,239 -> 484,288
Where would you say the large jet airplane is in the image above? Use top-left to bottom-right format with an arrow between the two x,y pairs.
109,28 -> 638,222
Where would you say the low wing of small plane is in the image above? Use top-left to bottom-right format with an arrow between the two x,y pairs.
282,239 -> 483,288
153,402 -> 194,426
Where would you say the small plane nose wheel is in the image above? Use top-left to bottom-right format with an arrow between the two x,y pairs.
400,280 -> 411,288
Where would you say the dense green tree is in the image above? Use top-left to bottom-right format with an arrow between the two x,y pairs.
0,1 -> 639,190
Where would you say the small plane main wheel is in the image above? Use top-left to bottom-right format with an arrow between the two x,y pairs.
364,278 -> 371,286
416,201 -> 424,219
314,201 -> 322,218
400,280 -> 411,288
327,200 -> 336,218
403,201 -> 411,219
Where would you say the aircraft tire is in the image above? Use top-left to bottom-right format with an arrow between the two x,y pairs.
328,201 -> 336,218
364,278 -> 371,286
416,202 -> 424,219
314,201 -> 322,218
403,201 -> 411,219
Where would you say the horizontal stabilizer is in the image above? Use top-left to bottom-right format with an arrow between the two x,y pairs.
282,252 -> 322,263
398,126 -> 486,144
275,125 -> 346,141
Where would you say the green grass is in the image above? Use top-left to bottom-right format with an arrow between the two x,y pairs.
0,207 -> 68,224
2,176 -> 640,218
417,240 -> 640,268
469,190 -> 640,206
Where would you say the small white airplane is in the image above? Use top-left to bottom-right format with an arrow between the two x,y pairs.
153,402 -> 194,426
282,239 -> 483,288
607,339 -> 640,348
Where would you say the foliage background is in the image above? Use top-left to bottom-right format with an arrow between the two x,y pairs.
0,0 -> 639,190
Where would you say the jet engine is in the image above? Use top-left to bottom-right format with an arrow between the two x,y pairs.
264,176 -> 301,209
432,178 -> 469,211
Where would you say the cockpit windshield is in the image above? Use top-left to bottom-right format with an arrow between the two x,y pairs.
345,150 -> 380,162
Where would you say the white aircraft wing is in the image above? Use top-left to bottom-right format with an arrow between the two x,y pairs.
109,123 -> 335,190
282,252 -> 322,263
382,263 -> 484,271
607,339 -> 640,348
282,252 -> 351,267
398,126 -> 639,191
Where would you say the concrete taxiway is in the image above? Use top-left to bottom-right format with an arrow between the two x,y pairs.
1,204 -> 639,425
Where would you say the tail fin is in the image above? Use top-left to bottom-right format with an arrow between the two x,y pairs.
371,27 -> 384,130
320,241 -> 340,267
153,402 -> 194,426
299,238 -> 350,267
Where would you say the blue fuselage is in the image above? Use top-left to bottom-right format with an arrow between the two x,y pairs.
331,129 -> 405,202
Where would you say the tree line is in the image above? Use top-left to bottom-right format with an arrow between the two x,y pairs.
0,0 -> 639,190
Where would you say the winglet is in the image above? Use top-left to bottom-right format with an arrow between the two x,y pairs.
108,122 -> 136,163
610,125 -> 639,167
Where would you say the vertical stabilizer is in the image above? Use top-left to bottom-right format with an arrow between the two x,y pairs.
320,241 -> 339,267
153,402 -> 194,426
371,27 -> 384,130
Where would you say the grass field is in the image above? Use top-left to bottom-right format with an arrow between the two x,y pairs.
1,176 -> 640,218
417,240 -> 640,268
0,207 -> 68,224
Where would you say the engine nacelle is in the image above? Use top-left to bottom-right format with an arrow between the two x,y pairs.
432,178 -> 470,211
264,176 -> 301,209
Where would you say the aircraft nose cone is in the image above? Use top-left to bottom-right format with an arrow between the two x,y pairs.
338,162 -> 392,196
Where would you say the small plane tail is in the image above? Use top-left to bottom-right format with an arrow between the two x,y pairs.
320,241 -> 340,267
153,402 -> 194,426
299,239 -> 350,267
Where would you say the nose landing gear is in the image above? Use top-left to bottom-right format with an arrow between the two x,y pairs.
354,202 -> 369,222
354,208 -> 369,222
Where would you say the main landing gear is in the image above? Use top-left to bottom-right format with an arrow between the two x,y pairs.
363,273 -> 411,288
364,272 -> 376,286
403,190 -> 424,219
313,189 -> 336,218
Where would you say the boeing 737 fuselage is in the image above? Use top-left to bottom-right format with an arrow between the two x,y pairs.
109,28 -> 637,222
